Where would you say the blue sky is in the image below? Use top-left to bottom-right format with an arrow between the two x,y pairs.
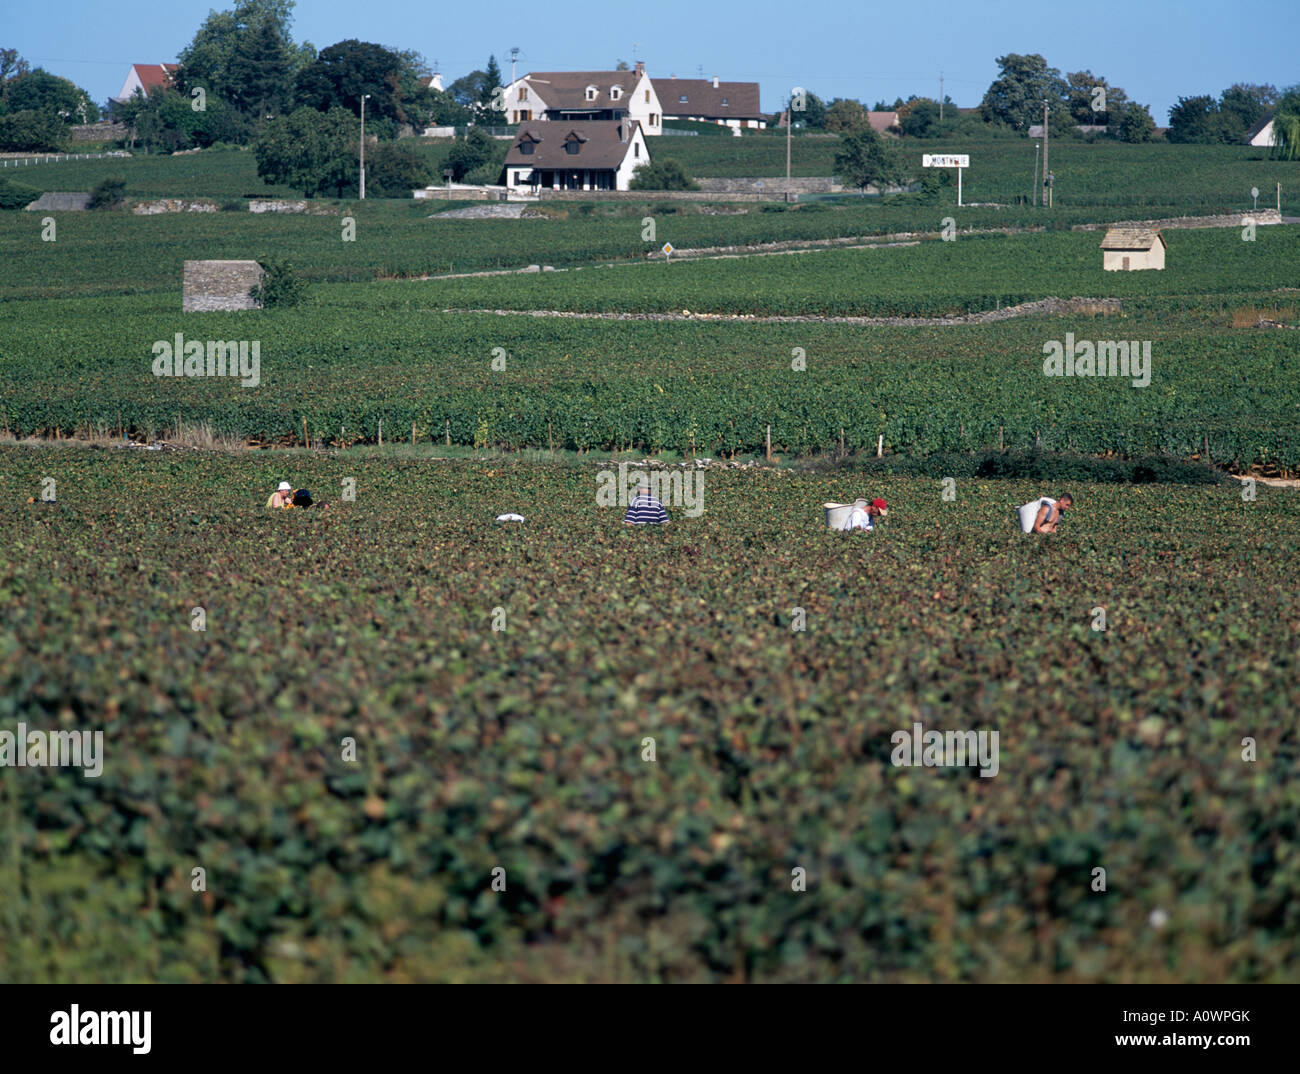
7,0 -> 1297,121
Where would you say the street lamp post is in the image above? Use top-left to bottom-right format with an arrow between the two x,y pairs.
360,94 -> 371,200
1033,142 -> 1040,206
786,97 -> 792,185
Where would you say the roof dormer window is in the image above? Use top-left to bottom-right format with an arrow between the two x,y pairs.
679,95 -> 688,103
565,137 -> 580,154
519,140 -> 534,154
585,85 -> 597,101
610,85 -> 622,101
721,98 -> 729,106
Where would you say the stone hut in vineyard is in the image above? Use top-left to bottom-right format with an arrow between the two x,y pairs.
1100,228 -> 1166,271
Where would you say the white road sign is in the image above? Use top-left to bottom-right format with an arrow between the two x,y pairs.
923,154 -> 969,168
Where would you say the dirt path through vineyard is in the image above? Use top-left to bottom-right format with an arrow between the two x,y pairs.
438,296 -> 1123,327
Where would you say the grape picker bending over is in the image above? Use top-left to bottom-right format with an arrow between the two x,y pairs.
1017,493 -> 1072,533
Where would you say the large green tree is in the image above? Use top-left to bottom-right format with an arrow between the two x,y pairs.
1167,94 -> 1234,143
824,98 -> 872,134
444,127 -> 497,179
447,55 -> 504,122
227,14 -> 295,118
129,88 -> 248,152
365,141 -> 433,195
1064,70 -> 1129,126
0,108 -> 65,151
980,54 -> 1067,131
834,128 -> 901,191
0,47 -> 32,106
1272,85 -> 1300,161
481,55 -> 503,113
6,68 -> 97,123
786,89 -> 826,129
254,105 -> 359,196
294,40 -> 406,124
176,0 -> 313,116
1115,102 -> 1155,143
1219,83 -> 1276,138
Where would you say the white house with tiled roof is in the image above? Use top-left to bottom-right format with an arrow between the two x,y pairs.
1245,112 -> 1276,147
502,119 -> 650,191
500,61 -> 662,135
660,76 -> 766,129
113,63 -> 178,104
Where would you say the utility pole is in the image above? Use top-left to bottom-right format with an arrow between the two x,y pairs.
1033,142 -> 1039,206
939,72 -> 944,120
786,99 -> 792,184
1041,99 -> 1049,209
360,94 -> 370,200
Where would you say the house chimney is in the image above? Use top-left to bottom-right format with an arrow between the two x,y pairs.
634,60 -> 645,78
712,75 -> 719,89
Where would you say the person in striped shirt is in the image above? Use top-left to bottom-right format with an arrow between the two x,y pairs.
624,482 -> 670,525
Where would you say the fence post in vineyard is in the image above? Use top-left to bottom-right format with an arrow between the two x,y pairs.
765,424 -> 771,461
999,426 -> 1004,451
445,419 -> 451,446
548,421 -> 554,453
411,421 -> 416,446
877,434 -> 883,458
378,418 -> 383,447
303,416 -> 308,448
840,428 -> 845,457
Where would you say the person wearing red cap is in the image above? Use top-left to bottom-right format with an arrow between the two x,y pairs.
840,497 -> 888,531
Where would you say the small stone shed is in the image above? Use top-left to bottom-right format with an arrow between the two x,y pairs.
1100,227 -> 1166,271
182,260 -> 265,312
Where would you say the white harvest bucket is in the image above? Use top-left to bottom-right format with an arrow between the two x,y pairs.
1017,500 -> 1046,533
824,502 -> 855,530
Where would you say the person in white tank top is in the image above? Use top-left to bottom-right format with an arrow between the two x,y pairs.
1017,493 -> 1073,533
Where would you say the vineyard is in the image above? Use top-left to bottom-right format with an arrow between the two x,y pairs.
3,221 -> 1298,469
0,198 -> 1265,302
4,125 -> 1300,989
421,227 -> 1300,316
2,450 -> 1297,982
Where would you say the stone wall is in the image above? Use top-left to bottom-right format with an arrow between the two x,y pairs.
183,260 -> 264,312
695,176 -> 841,193
1073,209 -> 1282,231
70,123 -> 126,142
24,192 -> 91,211
534,188 -> 798,204
414,186 -> 508,202
135,199 -> 220,215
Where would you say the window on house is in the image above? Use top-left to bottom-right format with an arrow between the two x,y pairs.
610,86 -> 622,100
519,87 -> 528,101
679,95 -> 688,104
520,109 -> 531,121
585,86 -> 597,101
722,98 -> 729,106
520,141 -> 534,154
634,143 -> 639,157
566,139 -> 580,154
645,90 -> 650,102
